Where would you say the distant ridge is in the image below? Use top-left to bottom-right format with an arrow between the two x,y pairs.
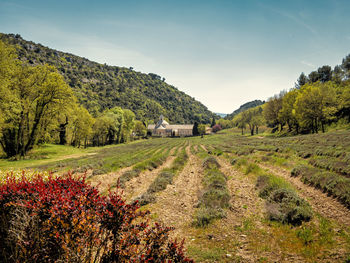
215,113 -> 227,118
0,33 -> 216,124
225,100 -> 264,120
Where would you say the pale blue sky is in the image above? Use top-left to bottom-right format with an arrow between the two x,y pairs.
1,0 -> 350,113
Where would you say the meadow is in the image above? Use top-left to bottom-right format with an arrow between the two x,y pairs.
1,130 -> 350,262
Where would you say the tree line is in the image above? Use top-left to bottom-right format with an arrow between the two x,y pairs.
0,40 -> 147,158
220,54 -> 350,135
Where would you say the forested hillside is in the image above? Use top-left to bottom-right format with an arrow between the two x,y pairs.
225,99 -> 264,120
0,33 -> 215,124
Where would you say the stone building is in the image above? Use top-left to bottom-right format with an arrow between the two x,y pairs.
147,115 -> 193,137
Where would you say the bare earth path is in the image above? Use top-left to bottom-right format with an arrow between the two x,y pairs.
123,155 -> 176,201
147,145 -> 204,239
87,166 -> 132,192
216,157 -> 279,262
259,163 -> 350,228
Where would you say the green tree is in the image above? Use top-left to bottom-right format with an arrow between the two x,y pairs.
121,109 -> 135,142
294,82 -> 337,133
317,65 -> 332,83
263,93 -> 284,131
279,88 -> 299,132
70,106 -> 94,147
106,107 -> 124,144
133,120 -> 147,137
92,116 -> 113,146
295,72 -> 308,89
0,61 -> 74,157
198,124 -> 206,137
233,111 -> 247,135
308,71 -> 320,83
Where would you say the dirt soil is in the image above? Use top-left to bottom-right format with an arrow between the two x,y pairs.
123,155 -> 176,201
147,145 -> 204,239
87,166 -> 132,193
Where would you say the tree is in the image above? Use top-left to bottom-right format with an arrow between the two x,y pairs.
279,88 -> 299,132
92,116 -> 113,146
308,71 -> 320,83
233,111 -> 247,135
192,122 -> 199,136
294,82 -> 337,133
210,118 -> 216,128
70,106 -> 94,147
0,40 -> 18,130
341,54 -> 350,79
198,124 -> 206,137
133,120 -> 147,137
263,92 -> 284,131
121,109 -> 135,142
250,107 -> 264,135
0,62 -> 75,158
106,107 -> 124,144
332,65 -> 344,83
216,119 -> 233,129
317,65 -> 332,83
295,72 -> 308,89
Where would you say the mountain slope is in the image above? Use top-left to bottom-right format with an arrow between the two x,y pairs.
1,33 -> 215,124
225,99 -> 264,120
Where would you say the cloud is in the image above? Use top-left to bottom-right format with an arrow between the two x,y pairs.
301,60 -> 315,68
260,4 -> 318,36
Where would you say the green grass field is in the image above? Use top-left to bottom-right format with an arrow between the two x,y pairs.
1,130 -> 350,262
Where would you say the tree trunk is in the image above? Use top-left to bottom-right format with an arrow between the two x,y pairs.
59,117 -> 69,145
321,121 -> 325,133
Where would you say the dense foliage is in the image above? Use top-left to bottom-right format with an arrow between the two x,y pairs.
0,172 -> 193,262
225,100 -> 264,120
0,33 -> 215,124
0,41 -> 75,157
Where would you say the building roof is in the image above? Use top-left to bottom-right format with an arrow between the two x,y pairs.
147,124 -> 193,130
167,125 -> 193,130
155,115 -> 169,129
147,115 -> 193,130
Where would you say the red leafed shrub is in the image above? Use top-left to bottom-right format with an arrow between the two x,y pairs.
212,124 -> 222,133
0,172 -> 193,263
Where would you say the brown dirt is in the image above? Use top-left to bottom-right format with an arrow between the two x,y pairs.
215,157 -> 292,263
87,166 -> 132,192
200,144 -> 208,152
122,155 -> 176,201
259,163 -> 350,228
147,145 -> 204,239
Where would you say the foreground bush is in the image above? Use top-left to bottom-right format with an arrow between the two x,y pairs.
0,172 -> 193,262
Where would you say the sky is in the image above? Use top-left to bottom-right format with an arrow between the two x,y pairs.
0,0 -> 350,113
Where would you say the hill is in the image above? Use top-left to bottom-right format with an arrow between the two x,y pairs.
225,99 -> 264,119
0,33 -> 215,124
215,112 -> 227,118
